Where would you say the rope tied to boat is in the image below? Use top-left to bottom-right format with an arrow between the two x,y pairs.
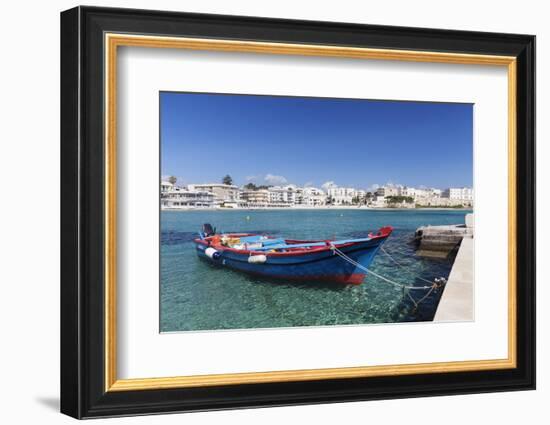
380,246 -> 436,286
329,244 -> 446,311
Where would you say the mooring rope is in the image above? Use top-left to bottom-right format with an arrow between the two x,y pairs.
330,246 -> 430,290
380,246 -> 435,286
329,244 -> 446,310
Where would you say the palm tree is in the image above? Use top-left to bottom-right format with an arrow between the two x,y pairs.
168,176 -> 177,185
222,175 -> 233,185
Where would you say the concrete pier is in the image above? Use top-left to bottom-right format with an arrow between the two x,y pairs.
425,213 -> 474,322
413,213 -> 474,321
434,236 -> 474,321
415,224 -> 468,258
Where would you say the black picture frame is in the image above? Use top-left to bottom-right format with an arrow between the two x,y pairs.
61,5 -> 535,419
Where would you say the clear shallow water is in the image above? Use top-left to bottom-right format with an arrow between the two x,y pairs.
160,209 -> 471,332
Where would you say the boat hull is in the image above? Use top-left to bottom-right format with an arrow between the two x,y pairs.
194,235 -> 389,285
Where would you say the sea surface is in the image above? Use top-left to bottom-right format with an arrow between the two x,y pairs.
160,209 -> 472,332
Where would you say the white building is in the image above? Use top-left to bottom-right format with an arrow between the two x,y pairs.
376,186 -> 400,197
354,189 -> 366,201
302,187 -> 327,206
443,187 -> 474,202
370,195 -> 387,208
240,189 -> 270,207
161,181 -> 174,194
327,187 -> 358,205
267,185 -> 297,205
294,187 -> 304,205
396,186 -> 416,198
393,186 -> 442,200
188,183 -> 240,204
160,183 -> 215,209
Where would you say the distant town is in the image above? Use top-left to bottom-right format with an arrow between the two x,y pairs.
160,175 -> 473,210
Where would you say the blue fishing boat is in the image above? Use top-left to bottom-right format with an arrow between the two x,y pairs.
194,223 -> 393,285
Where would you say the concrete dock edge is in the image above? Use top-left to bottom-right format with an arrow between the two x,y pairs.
434,236 -> 474,322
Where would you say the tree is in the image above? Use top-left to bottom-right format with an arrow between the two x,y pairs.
243,182 -> 272,191
168,176 -> 177,185
222,175 -> 233,185
244,182 -> 257,190
386,195 -> 414,204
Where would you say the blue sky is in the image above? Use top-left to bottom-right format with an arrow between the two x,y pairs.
160,92 -> 473,190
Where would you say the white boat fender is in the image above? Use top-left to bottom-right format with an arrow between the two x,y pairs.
205,247 -> 221,260
248,255 -> 267,264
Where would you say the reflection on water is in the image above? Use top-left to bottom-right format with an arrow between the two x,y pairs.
160,209 -> 471,332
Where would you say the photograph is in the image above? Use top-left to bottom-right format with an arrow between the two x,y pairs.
159,92 -> 474,332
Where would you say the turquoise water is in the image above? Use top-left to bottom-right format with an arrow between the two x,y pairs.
160,209 -> 471,332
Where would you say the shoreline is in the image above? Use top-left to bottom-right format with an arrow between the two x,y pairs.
161,206 -> 473,212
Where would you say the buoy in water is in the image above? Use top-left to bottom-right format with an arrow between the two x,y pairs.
245,215 -> 251,221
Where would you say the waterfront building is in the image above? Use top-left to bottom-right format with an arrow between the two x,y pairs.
240,189 -> 270,207
397,186 -> 409,196
294,187 -> 305,205
372,184 -> 449,206
328,187 -> 358,205
188,183 -> 240,203
412,187 -> 431,199
268,185 -> 297,205
396,186 -> 417,198
354,189 -> 366,203
394,186 -> 441,200
370,195 -> 388,208
442,187 -> 474,202
375,186 -> 400,198
302,187 -> 327,206
161,181 -> 174,194
160,183 -> 215,209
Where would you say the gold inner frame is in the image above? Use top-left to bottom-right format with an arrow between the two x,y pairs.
104,33 -> 517,392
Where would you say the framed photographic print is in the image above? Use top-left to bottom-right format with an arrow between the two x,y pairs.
60,6 -> 535,419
